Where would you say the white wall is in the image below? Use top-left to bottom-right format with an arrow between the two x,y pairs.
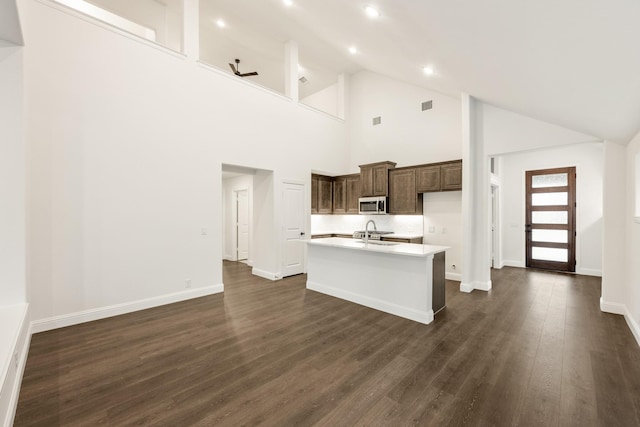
0,46 -> 26,306
87,0 -> 182,50
301,82 -> 338,117
0,0 -> 23,45
480,102 -> 601,156
499,142 -> 603,276
348,70 -> 462,169
423,191 -> 462,281
21,0 -> 348,323
222,174 -> 253,262
626,131 -> 640,344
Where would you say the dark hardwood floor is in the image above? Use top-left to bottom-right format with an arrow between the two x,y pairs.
14,262 -> 640,426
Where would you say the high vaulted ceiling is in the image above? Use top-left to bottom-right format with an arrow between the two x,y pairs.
200,0 -> 640,143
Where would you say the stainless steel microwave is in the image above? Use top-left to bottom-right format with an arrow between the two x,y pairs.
358,196 -> 388,215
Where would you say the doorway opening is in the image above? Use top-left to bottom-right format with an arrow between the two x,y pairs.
222,165 -> 255,264
525,166 -> 576,272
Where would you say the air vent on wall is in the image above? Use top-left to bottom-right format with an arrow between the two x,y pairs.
422,100 -> 433,111
372,116 -> 382,126
299,76 -> 308,84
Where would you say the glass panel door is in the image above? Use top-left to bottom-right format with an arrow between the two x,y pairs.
525,167 -> 576,272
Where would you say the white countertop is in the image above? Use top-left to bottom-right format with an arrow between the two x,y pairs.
307,237 -> 448,258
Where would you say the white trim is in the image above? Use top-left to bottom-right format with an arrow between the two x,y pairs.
600,297 -> 626,315
298,102 -> 345,123
37,0 -> 186,59
1,305 -> 30,427
474,280 -> 492,291
252,268 -> 279,281
307,280 -> 434,325
50,0 -> 156,41
460,282 -> 474,293
223,254 -> 235,261
446,272 -> 461,281
492,260 -> 505,269
502,259 -> 524,268
624,308 -> 640,348
460,280 -> 492,293
576,268 -> 602,277
31,285 -> 223,333
599,298 -> 640,348
197,61 -> 292,102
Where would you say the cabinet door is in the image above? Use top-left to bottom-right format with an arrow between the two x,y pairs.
372,165 -> 389,196
346,174 -> 361,214
360,167 -> 373,197
441,161 -> 462,191
318,176 -> 333,214
311,175 -> 318,214
416,165 -> 441,192
389,169 -> 423,214
333,176 -> 346,214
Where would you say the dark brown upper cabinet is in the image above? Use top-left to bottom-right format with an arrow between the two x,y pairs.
441,161 -> 462,191
345,174 -> 361,214
359,161 -> 396,197
333,176 -> 346,214
311,174 -> 319,214
415,160 -> 462,193
416,165 -> 441,192
389,168 -> 423,215
333,174 -> 360,215
311,174 -> 333,214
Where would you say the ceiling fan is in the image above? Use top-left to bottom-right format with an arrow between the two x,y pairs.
229,59 -> 258,78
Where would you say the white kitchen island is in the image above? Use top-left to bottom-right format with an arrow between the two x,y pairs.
306,237 -> 448,324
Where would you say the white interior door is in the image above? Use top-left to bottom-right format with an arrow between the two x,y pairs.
236,189 -> 249,261
282,182 -> 305,277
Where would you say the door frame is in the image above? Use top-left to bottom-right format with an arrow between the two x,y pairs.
525,166 -> 576,272
234,188 -> 250,261
280,179 -> 307,277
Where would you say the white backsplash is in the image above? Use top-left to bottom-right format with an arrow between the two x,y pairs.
311,215 -> 423,236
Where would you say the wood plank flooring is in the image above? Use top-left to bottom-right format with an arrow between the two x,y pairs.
14,262 -> 640,426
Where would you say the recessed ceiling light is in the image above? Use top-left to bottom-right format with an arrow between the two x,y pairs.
423,66 -> 435,76
216,19 -> 226,28
283,0 -> 293,6
349,46 -> 358,55
365,6 -> 380,18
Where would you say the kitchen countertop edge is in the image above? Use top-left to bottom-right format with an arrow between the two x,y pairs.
307,237 -> 448,258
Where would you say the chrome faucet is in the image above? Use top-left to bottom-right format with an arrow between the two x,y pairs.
364,219 -> 377,244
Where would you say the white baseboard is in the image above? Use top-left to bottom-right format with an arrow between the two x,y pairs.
31,284 -> 224,333
624,308 -> 640,348
252,268 -> 279,281
600,298 -> 640,348
460,282 -> 474,293
459,280 -> 492,293
223,254 -> 235,261
502,260 -> 524,268
1,304 -> 31,427
446,272 -> 461,281
600,297 -> 625,315
576,268 -> 602,277
246,259 -> 254,267
307,280 -> 433,324
474,280 -> 492,291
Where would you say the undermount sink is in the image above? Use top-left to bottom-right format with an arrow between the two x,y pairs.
357,240 -> 400,246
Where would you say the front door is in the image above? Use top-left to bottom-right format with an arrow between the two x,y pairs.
525,167 -> 576,272
282,181 -> 305,277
